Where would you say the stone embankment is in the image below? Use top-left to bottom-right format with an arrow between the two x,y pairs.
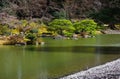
60,58 -> 120,79
102,29 -> 120,34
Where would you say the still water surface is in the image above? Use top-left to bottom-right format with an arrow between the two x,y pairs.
0,34 -> 120,79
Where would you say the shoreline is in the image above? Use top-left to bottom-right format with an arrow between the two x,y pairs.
0,30 -> 120,45
101,29 -> 120,34
60,58 -> 120,79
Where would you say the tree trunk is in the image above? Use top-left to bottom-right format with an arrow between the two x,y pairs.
108,23 -> 116,30
59,29 -> 63,36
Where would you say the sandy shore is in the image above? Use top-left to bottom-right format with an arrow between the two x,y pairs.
60,58 -> 120,79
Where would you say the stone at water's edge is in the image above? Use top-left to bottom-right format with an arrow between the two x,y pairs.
60,58 -> 120,79
102,29 -> 120,34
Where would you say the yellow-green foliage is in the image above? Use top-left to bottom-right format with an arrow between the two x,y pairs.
73,19 -> 97,35
49,19 -> 74,35
63,30 -> 73,37
11,29 -> 19,34
29,22 -> 38,28
20,20 -> 29,27
0,24 -> 10,35
13,20 -> 29,33
38,23 -> 48,35
116,24 -> 120,29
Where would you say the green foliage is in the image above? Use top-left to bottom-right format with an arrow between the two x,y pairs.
0,24 -> 10,35
25,33 -> 37,41
38,23 -> 48,35
20,20 -> 29,27
11,29 -> 19,34
49,19 -> 74,35
90,8 -> 120,29
63,31 -> 73,37
73,19 -> 97,34
18,20 -> 40,33
30,29 -> 38,33
53,10 -> 67,19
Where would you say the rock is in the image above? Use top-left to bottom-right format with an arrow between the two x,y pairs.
102,29 -> 120,34
72,34 -> 78,40
41,42 -> 45,45
53,35 -> 66,39
15,42 -> 26,46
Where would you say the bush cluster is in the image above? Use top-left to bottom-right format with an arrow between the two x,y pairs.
49,19 -> 98,36
0,18 -> 99,45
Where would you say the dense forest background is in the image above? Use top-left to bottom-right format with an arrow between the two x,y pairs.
0,0 -> 120,28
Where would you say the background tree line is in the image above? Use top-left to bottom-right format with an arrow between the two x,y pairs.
0,0 -> 120,29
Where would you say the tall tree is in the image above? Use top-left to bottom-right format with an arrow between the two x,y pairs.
90,0 -> 120,29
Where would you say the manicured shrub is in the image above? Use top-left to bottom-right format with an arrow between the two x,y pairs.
49,19 -> 75,35
73,19 -> 98,35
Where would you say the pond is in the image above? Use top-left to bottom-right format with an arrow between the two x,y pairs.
0,34 -> 120,79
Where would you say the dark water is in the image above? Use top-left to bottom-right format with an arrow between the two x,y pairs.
0,34 -> 120,79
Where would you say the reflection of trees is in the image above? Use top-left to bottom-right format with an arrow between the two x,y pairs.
34,46 -> 96,53
72,46 -> 95,53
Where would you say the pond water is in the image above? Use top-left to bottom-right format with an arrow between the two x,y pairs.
0,34 -> 120,79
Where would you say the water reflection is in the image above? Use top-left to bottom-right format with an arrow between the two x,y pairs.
26,46 -> 120,54
17,62 -> 22,79
95,46 -> 120,54
1,34 -> 120,79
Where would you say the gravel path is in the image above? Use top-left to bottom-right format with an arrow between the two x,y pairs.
60,58 -> 120,79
